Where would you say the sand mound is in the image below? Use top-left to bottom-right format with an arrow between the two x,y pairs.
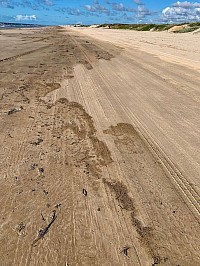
89,24 -> 99,28
192,28 -> 200,34
168,24 -> 188,32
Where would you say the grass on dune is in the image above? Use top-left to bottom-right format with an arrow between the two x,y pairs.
97,22 -> 200,33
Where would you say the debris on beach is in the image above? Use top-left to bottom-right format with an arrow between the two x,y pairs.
30,138 -> 43,146
82,188 -> 87,196
32,210 -> 57,246
120,246 -> 131,256
7,106 -> 23,115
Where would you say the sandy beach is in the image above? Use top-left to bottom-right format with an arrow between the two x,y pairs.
0,26 -> 200,265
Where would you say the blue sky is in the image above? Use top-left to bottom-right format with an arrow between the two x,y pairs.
0,0 -> 200,25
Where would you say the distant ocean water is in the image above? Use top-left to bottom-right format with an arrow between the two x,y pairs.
0,22 -> 44,29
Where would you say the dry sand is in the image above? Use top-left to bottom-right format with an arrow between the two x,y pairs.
0,26 -> 200,266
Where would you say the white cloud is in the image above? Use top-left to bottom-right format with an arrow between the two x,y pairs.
172,1 -> 200,8
37,0 -> 54,7
162,1 -> 200,22
136,5 -> 153,18
112,3 -> 126,11
133,0 -> 143,5
84,1 -> 108,13
15,15 -> 37,21
0,0 -> 14,9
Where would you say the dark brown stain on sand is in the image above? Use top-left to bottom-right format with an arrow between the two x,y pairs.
104,123 -> 163,264
50,97 -> 113,178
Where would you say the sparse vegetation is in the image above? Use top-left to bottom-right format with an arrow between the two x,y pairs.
174,26 -> 200,33
97,22 -> 200,33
